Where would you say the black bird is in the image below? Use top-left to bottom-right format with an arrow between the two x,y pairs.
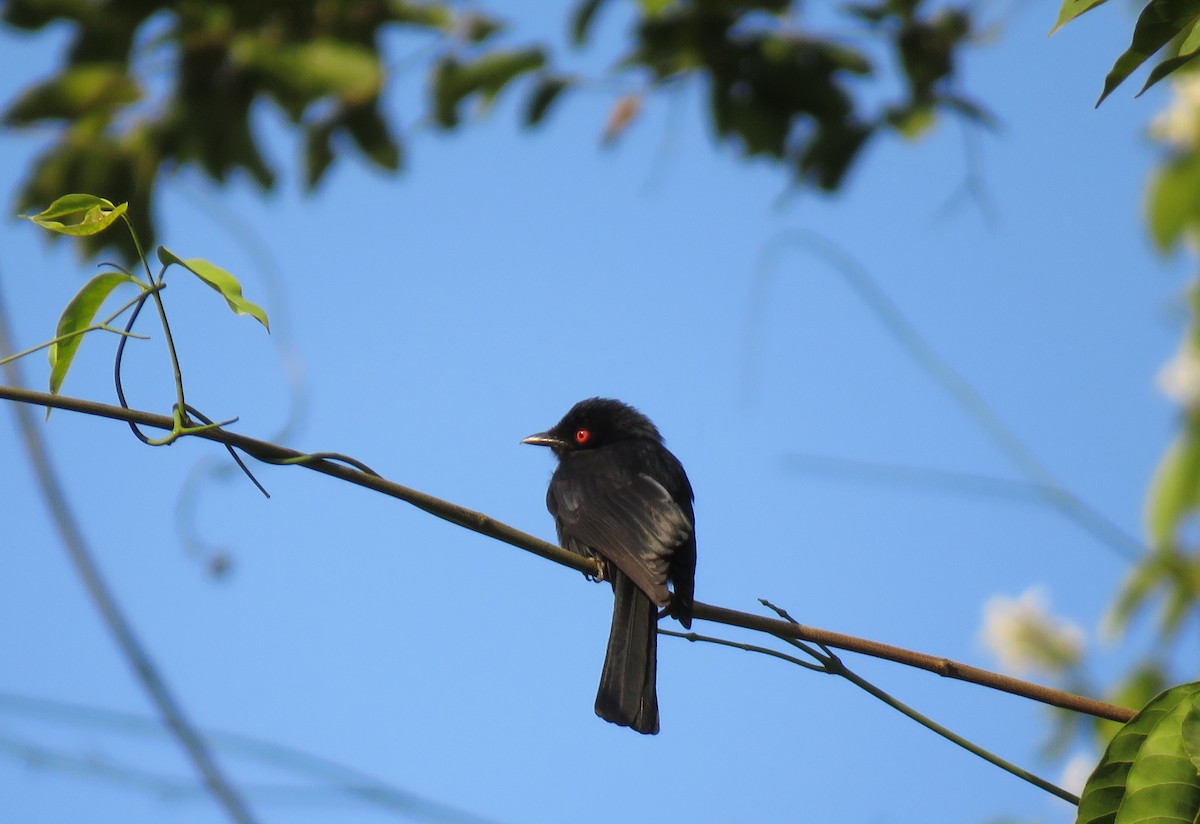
523,397 -> 696,735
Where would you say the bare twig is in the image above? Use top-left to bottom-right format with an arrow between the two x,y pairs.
744,230 -> 1145,562
0,382 -> 1136,725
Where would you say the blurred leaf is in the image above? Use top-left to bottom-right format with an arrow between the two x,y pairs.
1051,0 -> 1113,34
23,193 -> 128,237
303,117 -> 337,189
887,103 -> 936,139
157,247 -> 270,331
459,12 -> 505,43
571,0 -> 608,45
638,0 -> 674,15
343,102 -> 402,171
432,47 -> 546,128
1097,0 -> 1200,106
47,271 -> 139,397
389,1 -> 455,29
1147,154 -> 1200,252
940,94 -> 1000,130
602,94 -> 642,144
898,10 -> 971,98
524,74 -> 572,127
236,37 -> 382,111
1145,424 -> 1200,547
1076,682 -> 1200,824
3,63 -> 139,125
796,122 -> 874,190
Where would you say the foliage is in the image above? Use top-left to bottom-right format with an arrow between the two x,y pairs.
1076,682 -> 1200,824
1053,0 -> 1200,103
11,194 -> 268,423
1,0 -> 991,260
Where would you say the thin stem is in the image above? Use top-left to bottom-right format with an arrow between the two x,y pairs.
747,230 -> 1145,562
0,286 -> 155,367
147,264 -> 188,420
663,627 -> 1079,805
0,383 -> 1138,725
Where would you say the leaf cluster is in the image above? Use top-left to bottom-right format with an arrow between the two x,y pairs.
2,0 -> 991,261
1054,0 -> 1200,104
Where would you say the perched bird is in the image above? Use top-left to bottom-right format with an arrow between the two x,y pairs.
523,397 -> 696,735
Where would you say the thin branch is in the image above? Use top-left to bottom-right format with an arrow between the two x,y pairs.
662,625 -> 1079,805
0,383 -> 1136,725
0,691 -> 503,823
0,295 -> 258,824
744,230 -> 1145,562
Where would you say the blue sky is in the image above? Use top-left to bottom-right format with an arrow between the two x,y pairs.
0,3 -> 1192,823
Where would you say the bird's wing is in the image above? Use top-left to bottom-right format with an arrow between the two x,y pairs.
550,470 -> 692,606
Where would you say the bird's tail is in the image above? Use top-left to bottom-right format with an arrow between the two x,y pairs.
595,569 -> 659,735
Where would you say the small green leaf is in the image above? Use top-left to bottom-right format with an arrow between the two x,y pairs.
887,103 -> 937,139
1139,18 -> 1200,94
158,247 -> 270,331
431,47 -> 547,128
2,63 -> 140,125
1145,425 -> 1200,547
47,271 -> 139,397
236,37 -> 382,104
570,0 -> 608,45
1051,0 -> 1112,34
1076,682 -> 1200,824
524,74 -> 572,127
1097,0 -> 1200,106
1147,155 -> 1200,252
23,194 -> 129,237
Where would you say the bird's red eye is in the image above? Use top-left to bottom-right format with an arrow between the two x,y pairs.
574,429 -> 591,445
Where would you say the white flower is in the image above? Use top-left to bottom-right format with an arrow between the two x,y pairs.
1158,338 -> 1200,408
980,587 -> 1085,676
1150,74 -> 1200,149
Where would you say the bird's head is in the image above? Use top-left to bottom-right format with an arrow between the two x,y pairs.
522,397 -> 663,456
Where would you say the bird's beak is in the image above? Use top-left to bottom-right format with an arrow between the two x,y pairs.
521,431 -> 566,448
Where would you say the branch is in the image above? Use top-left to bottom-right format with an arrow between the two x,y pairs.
0,383 -> 1136,725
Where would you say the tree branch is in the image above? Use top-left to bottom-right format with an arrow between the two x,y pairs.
0,383 -> 1136,725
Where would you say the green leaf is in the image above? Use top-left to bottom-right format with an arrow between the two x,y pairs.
1145,425 -> 1200,547
343,103 -> 402,171
2,63 -> 140,125
571,0 -> 609,45
1097,0 -> 1200,106
1182,698 -> 1200,770
431,48 -> 547,128
1147,154 -> 1200,252
23,194 -> 129,237
1076,682 -> 1200,824
1139,18 -> 1200,94
1051,0 -> 1112,34
389,1 -> 455,29
236,38 -> 382,105
47,271 -> 139,397
524,75 -> 572,127
157,247 -> 270,331
887,103 -> 937,139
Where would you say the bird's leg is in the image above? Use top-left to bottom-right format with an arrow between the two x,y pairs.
586,557 -> 609,584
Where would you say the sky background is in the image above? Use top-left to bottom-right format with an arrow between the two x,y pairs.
0,3 -> 1194,823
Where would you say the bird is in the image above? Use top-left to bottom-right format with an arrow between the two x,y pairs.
522,397 -> 696,735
